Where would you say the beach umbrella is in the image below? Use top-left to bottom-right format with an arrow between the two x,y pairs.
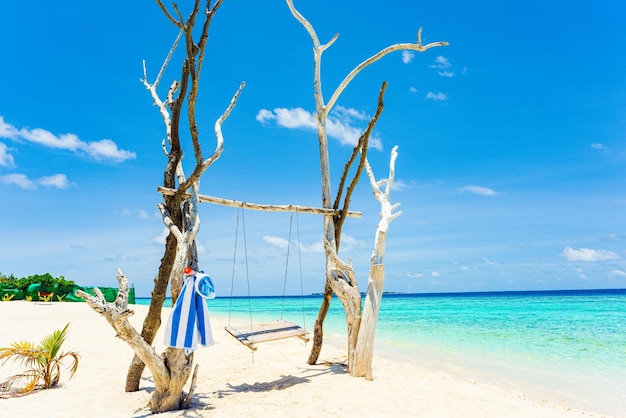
164,268 -> 215,354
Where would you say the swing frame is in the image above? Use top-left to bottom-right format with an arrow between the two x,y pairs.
226,206 -> 310,351
157,186 -> 361,351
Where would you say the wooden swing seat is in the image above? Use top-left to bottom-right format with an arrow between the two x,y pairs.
225,320 -> 309,351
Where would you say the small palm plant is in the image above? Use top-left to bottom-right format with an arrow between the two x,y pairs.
0,323 -> 79,394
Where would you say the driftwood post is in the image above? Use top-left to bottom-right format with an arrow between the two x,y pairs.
286,0 -> 447,375
352,146 -> 402,379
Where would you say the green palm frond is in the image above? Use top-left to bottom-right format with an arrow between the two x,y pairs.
0,323 -> 79,394
39,323 -> 68,364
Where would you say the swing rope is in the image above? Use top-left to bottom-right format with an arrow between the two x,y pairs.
227,206 -> 240,328
280,213 -> 294,320
227,205 -> 254,332
279,209 -> 306,333
226,206 -> 309,351
227,209 -> 237,327
241,207 -> 254,333
295,210 -> 307,333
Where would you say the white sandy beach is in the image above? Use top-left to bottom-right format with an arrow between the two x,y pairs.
0,301 -> 611,418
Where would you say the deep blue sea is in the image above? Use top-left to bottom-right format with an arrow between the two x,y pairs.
136,289 -> 626,416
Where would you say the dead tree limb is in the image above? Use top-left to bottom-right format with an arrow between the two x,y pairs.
286,0 -> 446,375
80,1 -> 241,411
351,146 -> 402,379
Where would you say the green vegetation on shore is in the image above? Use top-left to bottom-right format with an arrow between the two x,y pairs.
0,272 -> 135,303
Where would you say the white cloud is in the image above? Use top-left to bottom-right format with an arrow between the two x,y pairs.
483,258 -> 498,266
611,270 -> 626,278
0,116 -> 136,162
605,233 -> 624,241
84,139 -> 136,162
0,142 -> 15,168
431,271 -> 440,277
255,109 -> 275,124
263,235 -> 324,253
409,86 -> 418,94
196,242 -> 208,254
153,228 -> 169,245
0,173 -> 72,189
327,118 -> 383,149
255,106 -> 382,150
391,179 -> 407,192
104,253 -> 140,262
274,107 -> 317,129
38,174 -> 72,189
433,56 -> 450,67
0,117 -> 19,138
333,105 -> 368,121
406,272 -> 424,279
561,246 -> 621,261
425,91 -> 448,101
574,267 -> 587,280
20,129 -> 83,150
0,173 -> 36,189
429,56 -> 455,77
339,233 -> 369,251
590,142 -> 607,150
460,185 -> 497,196
263,235 -> 289,249
402,51 -> 414,64
121,208 -> 158,219
297,239 -> 324,253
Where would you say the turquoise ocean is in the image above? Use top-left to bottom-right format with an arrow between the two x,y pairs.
137,289 -> 626,416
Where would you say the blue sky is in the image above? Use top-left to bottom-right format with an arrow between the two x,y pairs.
1,1 -> 625,297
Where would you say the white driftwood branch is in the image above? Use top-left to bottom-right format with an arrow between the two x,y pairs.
364,145 -> 402,239
323,238 -> 362,368
202,82 -> 245,172
286,0 -> 338,54
326,34 -> 448,113
352,146 -> 402,379
141,30 -> 183,156
76,269 -> 170,379
156,30 -> 183,89
286,0 -> 338,119
157,183 -> 202,299
323,238 -> 356,288
142,60 -> 172,146
157,186 -> 362,218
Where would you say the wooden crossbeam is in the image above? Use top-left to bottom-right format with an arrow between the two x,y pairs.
157,186 -> 362,218
225,320 -> 310,351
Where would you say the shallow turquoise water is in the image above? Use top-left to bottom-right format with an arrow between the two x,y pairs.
137,289 -> 626,415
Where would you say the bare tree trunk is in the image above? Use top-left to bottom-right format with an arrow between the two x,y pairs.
351,255 -> 384,379
125,232 -> 177,391
79,1 -> 243,411
286,0 -> 447,371
351,147 -> 402,379
122,0 -> 232,399
307,282 -> 332,364
322,239 -> 362,371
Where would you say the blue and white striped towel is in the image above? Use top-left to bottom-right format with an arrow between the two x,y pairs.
164,273 -> 214,354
